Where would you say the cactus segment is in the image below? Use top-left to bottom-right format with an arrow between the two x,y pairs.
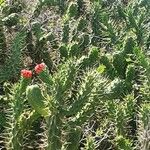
0,19 -> 7,64
26,85 -> 49,117
67,2 -> 78,18
69,42 -> 80,57
64,126 -> 82,150
46,115 -> 62,150
2,13 -> 19,27
59,44 -> 68,59
62,20 -> 69,43
113,52 -> 127,79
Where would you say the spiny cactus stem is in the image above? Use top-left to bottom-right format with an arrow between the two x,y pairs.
13,78 -> 31,117
19,111 -> 40,135
46,115 -> 62,150
8,77 -> 31,149
11,124 -> 23,150
14,78 -> 30,118
19,78 -> 31,94
39,70 -> 53,86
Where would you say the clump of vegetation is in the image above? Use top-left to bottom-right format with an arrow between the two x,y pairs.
0,0 -> 150,149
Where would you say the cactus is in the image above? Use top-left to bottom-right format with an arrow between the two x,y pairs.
78,33 -> 90,52
64,126 -> 82,150
26,85 -> 49,117
115,135 -> 133,150
106,94 -> 136,149
3,77 -> 31,150
67,2 -> 78,19
104,78 -> 132,99
134,47 -> 150,83
59,44 -> 68,59
77,17 -> 87,32
117,5 -> 127,21
123,37 -> 135,55
84,135 -> 96,150
2,13 -> 19,27
25,59 -> 108,149
91,2 -> 103,37
39,0 -> 66,14
100,55 -> 116,80
113,52 -> 127,79
26,23 -> 54,71
46,115 -> 62,150
62,19 -> 70,43
137,104 -> 150,150
0,18 -> 7,64
0,0 -> 149,149
125,64 -> 136,83
128,10 -> 139,32
88,46 -> 99,62
0,30 -> 26,83
26,30 -> 35,62
32,32 -> 54,70
79,47 -> 100,69
68,42 -> 80,57
2,1 -> 23,16
31,21 -> 42,39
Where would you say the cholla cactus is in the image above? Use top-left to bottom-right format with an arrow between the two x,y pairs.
26,58 -> 108,149
115,135 -> 133,150
3,70 -> 33,150
0,30 -> 26,83
2,13 -> 19,27
134,47 -> 150,83
0,0 -> 149,149
84,135 -> 96,150
137,104 -> 150,150
0,18 -> 7,64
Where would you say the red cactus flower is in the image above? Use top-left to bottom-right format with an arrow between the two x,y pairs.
35,63 -> 46,74
21,69 -> 32,78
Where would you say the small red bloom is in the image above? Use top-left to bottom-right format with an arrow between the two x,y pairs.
35,63 -> 46,74
21,69 -> 32,78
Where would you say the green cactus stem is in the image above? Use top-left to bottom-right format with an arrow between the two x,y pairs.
63,126 -> 82,150
100,55 -> 116,80
77,17 -> 87,32
62,19 -> 70,43
69,42 -> 80,57
123,37 -> 135,55
117,5 -> 127,21
38,69 -> 53,86
104,78 -> 131,100
78,34 -> 90,52
67,2 -> 78,18
46,115 -> 62,150
67,73 -> 95,116
5,77 -> 31,150
2,2 -> 23,16
0,19 -> 7,64
26,85 -> 49,117
113,52 -> 127,79
2,13 -> 19,27
115,135 -> 133,150
125,65 -> 136,83
59,44 -> 68,60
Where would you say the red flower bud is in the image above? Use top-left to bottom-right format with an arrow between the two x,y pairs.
21,69 -> 32,78
35,63 -> 46,74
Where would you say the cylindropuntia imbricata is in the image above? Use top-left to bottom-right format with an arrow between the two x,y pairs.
25,59 -> 108,149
